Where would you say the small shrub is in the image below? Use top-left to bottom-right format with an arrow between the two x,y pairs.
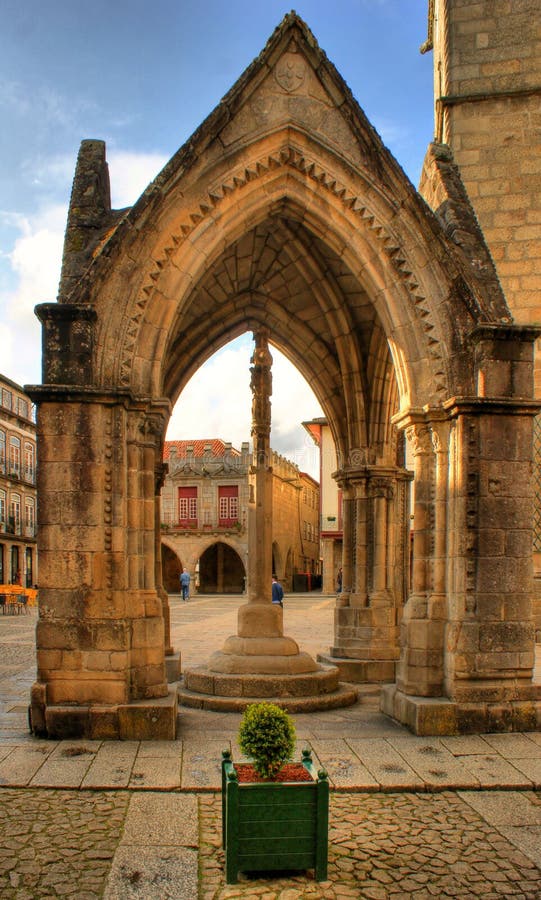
238,702 -> 296,780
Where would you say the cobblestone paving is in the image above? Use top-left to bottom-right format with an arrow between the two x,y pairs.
0,789 -> 129,899
199,792 -> 541,899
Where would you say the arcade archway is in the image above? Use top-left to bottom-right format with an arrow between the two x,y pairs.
199,542 -> 245,594
29,14 -> 541,739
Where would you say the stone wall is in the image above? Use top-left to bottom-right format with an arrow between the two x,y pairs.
431,0 -> 541,365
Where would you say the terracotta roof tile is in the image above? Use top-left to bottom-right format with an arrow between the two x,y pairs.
163,439 -> 241,460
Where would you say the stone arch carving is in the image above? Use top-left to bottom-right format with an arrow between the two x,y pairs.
30,13 -> 541,739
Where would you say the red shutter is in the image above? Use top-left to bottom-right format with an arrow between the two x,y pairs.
218,485 -> 238,526
178,487 -> 197,527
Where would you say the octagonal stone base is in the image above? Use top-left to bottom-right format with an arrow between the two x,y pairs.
381,684 -> 541,736
179,665 -> 357,712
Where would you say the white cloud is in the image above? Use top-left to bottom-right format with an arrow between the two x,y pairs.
167,340 -> 253,449
0,150 -> 168,387
0,204 -> 66,386
107,151 -> 168,208
167,338 -> 323,479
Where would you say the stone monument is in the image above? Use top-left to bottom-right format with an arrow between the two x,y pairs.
180,331 -> 357,711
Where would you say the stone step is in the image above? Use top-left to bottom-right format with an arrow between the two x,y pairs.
178,683 -> 358,713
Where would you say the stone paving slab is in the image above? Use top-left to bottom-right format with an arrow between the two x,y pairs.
103,846 -> 198,900
459,753 -> 533,788
0,742 -> 54,786
440,734 -> 495,755
482,732 -> 541,758
0,744 -> 16,764
181,739 -> 227,790
102,790 -> 199,900
507,756 -> 541,787
128,753 -> 182,790
82,741 -> 139,788
121,792 -> 198,846
29,739 -> 97,787
500,825 -> 541,869
346,738 -> 425,789
459,790 -> 541,827
310,739 -> 378,789
136,740 -> 185,759
387,736 -> 481,789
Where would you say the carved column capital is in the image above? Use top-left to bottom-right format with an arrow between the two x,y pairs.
430,420 -> 450,454
367,477 -> 395,500
405,423 -> 432,456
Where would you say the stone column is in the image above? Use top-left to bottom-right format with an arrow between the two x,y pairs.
367,477 -> 394,606
337,486 -> 354,607
27,362 -> 175,737
239,330 -> 282,639
155,460 -> 174,657
430,420 -> 450,620
443,326 -> 541,729
321,464 -> 410,682
383,325 -> 541,734
394,419 -> 445,697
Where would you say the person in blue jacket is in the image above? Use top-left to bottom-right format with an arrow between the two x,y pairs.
271,574 -> 284,607
180,568 -> 190,601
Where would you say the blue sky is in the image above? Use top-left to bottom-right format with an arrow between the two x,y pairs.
0,0 -> 433,473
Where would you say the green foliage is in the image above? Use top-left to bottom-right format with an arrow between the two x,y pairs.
238,702 -> 296,780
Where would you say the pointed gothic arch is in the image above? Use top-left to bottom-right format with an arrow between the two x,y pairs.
29,13 -> 541,739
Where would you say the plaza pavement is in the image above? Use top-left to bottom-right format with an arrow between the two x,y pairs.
0,593 -> 541,898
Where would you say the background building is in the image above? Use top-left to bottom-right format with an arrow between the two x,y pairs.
160,439 -> 320,594
0,375 -> 37,587
303,417 -> 343,594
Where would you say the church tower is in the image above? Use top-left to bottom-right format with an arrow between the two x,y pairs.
424,0 -> 541,348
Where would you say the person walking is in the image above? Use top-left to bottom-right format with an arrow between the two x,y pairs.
271,574 -> 284,607
180,568 -> 190,601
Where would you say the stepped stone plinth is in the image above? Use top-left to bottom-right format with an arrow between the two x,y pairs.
181,602 -> 357,711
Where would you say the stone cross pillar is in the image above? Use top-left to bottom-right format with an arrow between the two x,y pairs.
246,331 -> 274,604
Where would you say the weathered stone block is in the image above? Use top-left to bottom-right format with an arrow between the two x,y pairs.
36,650 -> 63,672
117,690 -> 177,740
511,702 -> 538,733
447,622 -> 480,653
479,622 -> 534,653
45,706 -> 91,740
48,678 -> 128,706
38,549 -> 93,590
486,704 -> 514,732
474,593 -> 505,620
89,706 -> 121,740
408,621 -> 446,650
130,618 -> 165,650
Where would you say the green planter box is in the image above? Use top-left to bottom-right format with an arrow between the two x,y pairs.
221,748 -> 329,883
